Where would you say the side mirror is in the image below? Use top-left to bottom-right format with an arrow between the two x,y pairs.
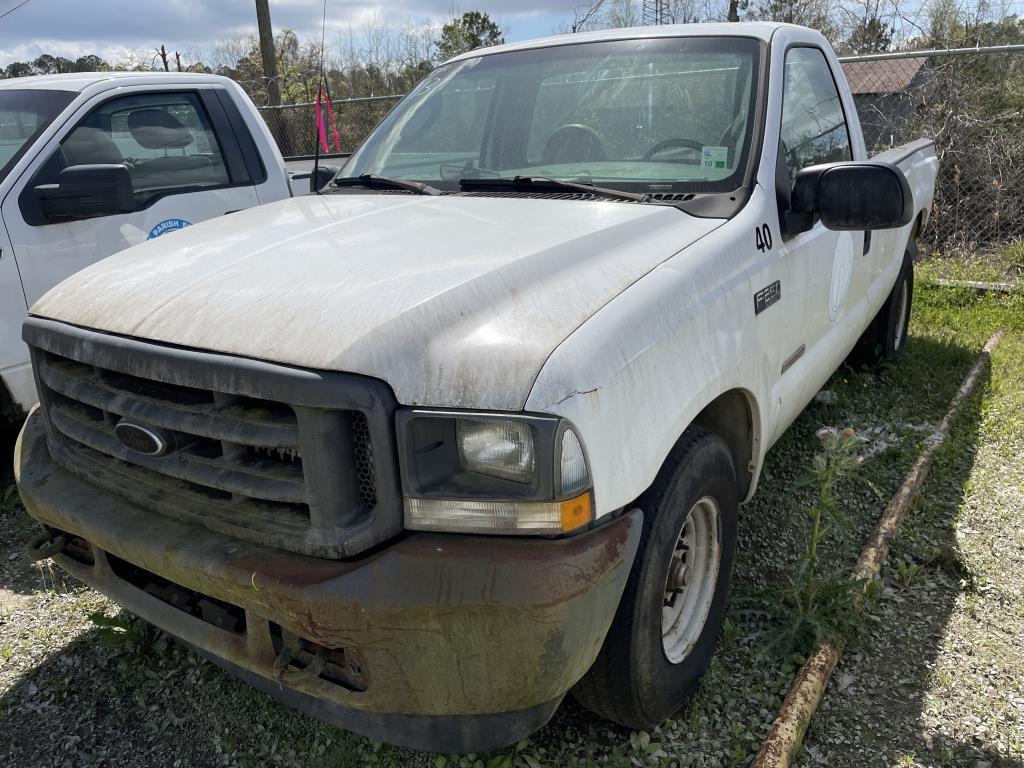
788,161 -> 913,234
311,163 -> 340,193
34,164 -> 135,221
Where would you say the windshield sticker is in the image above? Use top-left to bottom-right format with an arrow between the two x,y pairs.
148,219 -> 192,240
701,146 -> 728,170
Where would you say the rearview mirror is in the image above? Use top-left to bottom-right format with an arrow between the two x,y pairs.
788,161 -> 913,234
34,164 -> 135,221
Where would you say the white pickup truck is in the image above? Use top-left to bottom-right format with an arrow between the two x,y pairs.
0,72 -> 334,423
15,23 -> 936,753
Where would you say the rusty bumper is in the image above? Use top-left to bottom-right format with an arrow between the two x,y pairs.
15,409 -> 641,752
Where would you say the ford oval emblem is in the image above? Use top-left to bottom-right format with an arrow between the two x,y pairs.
114,421 -> 171,457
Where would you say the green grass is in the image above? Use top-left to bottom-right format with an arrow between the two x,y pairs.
918,237 -> 1024,285
2,252 -> 1022,768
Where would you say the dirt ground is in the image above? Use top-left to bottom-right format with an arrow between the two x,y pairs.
1,255 -> 1022,768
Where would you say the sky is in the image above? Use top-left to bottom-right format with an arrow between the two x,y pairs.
0,0 -> 578,68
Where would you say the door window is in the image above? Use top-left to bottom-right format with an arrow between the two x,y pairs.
35,91 -> 231,209
780,47 -> 851,182
0,89 -> 75,181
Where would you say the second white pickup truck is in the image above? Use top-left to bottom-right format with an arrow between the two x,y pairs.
0,72 -> 339,422
15,22 -> 936,753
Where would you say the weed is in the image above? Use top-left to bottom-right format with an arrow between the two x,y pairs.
931,667 -> 954,691
89,610 -> 168,658
760,427 -> 867,658
1006,239 -> 1024,276
0,484 -> 21,516
895,558 -> 922,588
720,616 -> 740,650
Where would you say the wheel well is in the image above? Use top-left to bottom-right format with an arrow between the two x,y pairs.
691,389 -> 756,500
911,209 -> 927,240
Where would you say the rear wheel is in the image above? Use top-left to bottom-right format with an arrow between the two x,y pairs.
572,427 -> 737,727
851,242 -> 915,366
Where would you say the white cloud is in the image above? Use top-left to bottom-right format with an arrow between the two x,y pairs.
0,0 -> 571,67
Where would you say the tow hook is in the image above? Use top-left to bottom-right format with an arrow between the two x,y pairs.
273,629 -> 330,686
27,530 -> 69,562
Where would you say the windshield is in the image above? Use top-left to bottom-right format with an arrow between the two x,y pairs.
0,89 -> 75,181
344,36 -> 763,194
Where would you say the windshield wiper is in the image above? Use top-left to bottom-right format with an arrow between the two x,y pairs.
333,174 -> 442,196
460,175 -> 649,203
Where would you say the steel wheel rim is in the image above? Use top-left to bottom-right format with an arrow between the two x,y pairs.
894,279 -> 909,351
661,496 -> 721,664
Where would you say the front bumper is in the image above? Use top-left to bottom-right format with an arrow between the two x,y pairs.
15,409 -> 641,752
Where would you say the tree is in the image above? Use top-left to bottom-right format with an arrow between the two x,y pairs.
73,55 -> 109,72
1,53 -> 113,79
844,17 -> 893,52
30,54 -> 82,74
2,61 -> 33,78
750,0 -> 835,38
435,11 -> 504,60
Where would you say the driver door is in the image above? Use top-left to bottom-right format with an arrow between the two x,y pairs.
769,45 -> 864,441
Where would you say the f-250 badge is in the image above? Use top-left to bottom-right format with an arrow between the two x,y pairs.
754,280 -> 781,315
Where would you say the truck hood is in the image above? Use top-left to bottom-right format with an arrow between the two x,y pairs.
31,194 -> 720,410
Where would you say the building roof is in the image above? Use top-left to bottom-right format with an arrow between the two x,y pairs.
841,57 -> 928,95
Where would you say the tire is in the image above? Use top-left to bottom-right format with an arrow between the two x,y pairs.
572,427 -> 738,728
0,381 -> 25,427
850,243 -> 915,366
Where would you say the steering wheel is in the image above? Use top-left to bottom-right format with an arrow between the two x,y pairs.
542,124 -> 607,164
641,137 -> 705,163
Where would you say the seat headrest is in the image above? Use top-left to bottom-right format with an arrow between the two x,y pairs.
61,126 -> 124,166
127,109 -> 193,150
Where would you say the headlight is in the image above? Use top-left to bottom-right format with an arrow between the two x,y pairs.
398,410 -> 592,535
457,418 -> 535,483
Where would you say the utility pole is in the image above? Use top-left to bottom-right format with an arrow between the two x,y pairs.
255,0 -> 281,107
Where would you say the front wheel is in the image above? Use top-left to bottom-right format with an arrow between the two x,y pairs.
572,427 -> 738,727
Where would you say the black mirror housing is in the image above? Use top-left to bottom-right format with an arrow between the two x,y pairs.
790,161 -> 913,233
310,163 -> 340,193
35,164 -> 135,221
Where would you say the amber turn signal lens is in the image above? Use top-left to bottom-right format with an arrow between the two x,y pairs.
560,492 -> 593,533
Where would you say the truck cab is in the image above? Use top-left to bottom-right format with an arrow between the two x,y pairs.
14,23 -> 936,752
0,72 -> 292,421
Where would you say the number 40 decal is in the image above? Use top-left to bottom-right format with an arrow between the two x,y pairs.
755,223 -> 773,252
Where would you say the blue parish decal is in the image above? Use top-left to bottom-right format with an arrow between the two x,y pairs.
148,218 -> 192,240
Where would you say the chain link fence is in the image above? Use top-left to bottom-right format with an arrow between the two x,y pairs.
258,94 -> 402,159
839,45 -> 1024,253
